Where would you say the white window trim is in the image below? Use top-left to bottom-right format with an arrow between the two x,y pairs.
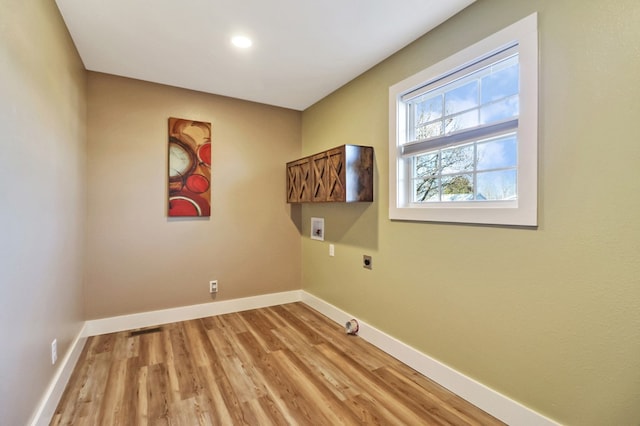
389,13 -> 538,226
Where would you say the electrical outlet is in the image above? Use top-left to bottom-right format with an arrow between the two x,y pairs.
363,255 -> 372,270
51,339 -> 57,365
209,280 -> 218,293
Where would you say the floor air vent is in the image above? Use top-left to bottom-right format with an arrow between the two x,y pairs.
129,326 -> 163,337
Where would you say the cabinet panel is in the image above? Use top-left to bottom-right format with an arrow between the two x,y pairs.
287,145 -> 373,203
326,147 -> 346,202
311,152 -> 328,201
286,158 -> 311,202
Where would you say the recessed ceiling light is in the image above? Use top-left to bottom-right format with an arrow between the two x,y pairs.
231,36 -> 253,49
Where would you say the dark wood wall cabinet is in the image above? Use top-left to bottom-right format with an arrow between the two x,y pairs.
287,145 -> 373,203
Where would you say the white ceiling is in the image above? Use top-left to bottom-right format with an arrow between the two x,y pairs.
55,0 -> 475,111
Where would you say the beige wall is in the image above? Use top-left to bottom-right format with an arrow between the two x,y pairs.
0,0 -> 87,424
85,73 -> 302,319
301,1 -> 640,424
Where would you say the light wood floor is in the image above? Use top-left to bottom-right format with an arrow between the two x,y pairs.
52,302 -> 504,425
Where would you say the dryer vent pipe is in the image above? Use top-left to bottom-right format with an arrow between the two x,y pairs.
345,319 -> 359,335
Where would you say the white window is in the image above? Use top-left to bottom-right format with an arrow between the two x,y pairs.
389,13 -> 538,226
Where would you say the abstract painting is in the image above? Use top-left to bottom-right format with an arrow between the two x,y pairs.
168,117 -> 211,217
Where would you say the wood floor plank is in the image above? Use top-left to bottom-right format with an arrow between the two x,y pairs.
270,326 -> 361,402
197,365 -> 235,425
197,336 -> 251,425
97,358 -> 127,425
53,302 -> 504,425
259,349 -> 335,424
169,323 -> 207,402
251,395 -> 290,425
146,363 -> 171,424
276,347 -> 363,425
237,309 -> 286,353
136,365 -> 149,426
268,304 -> 326,346
120,356 -> 142,423
314,342 -> 446,425
373,366 -> 463,425
281,303 -> 397,371
206,324 -> 269,404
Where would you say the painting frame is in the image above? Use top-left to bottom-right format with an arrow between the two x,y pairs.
167,117 -> 212,217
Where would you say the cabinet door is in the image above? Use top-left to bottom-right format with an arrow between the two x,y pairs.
325,147 -> 346,202
286,158 -> 311,202
311,152 -> 328,201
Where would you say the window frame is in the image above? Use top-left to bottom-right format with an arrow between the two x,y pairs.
389,13 -> 538,226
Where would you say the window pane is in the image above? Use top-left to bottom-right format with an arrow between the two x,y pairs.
481,61 -> 519,104
442,174 -> 474,201
444,80 -> 478,116
477,135 -> 517,170
445,110 -> 479,134
414,177 -> 439,202
415,152 -> 439,178
477,169 -> 517,200
441,144 -> 474,174
480,95 -> 519,124
416,121 -> 443,140
414,94 -> 443,123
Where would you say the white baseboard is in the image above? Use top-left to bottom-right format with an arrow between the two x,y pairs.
84,290 -> 303,336
31,291 -> 302,425
300,291 -> 559,426
28,324 -> 88,426
33,289 -> 558,426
